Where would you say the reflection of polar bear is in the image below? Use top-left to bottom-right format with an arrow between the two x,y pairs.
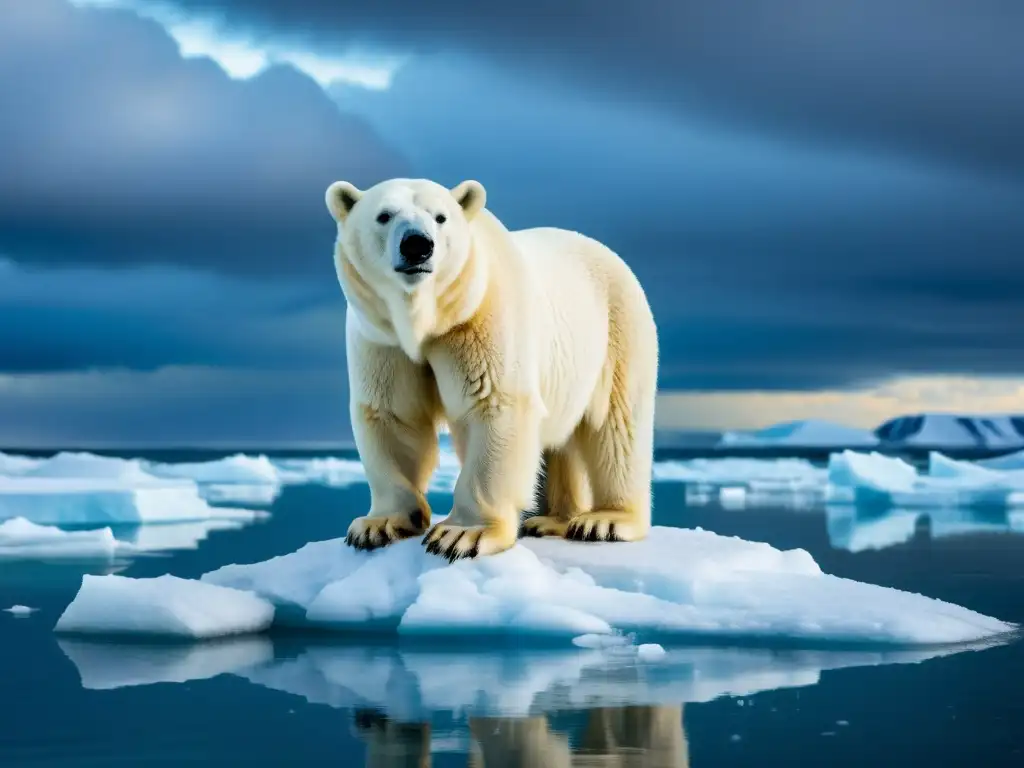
326,177 -> 658,562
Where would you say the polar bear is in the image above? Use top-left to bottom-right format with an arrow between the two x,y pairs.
325,177 -> 658,562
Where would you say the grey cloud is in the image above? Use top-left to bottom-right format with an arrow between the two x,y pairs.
154,0 -> 1024,185
0,259 -> 346,373
0,0 -> 407,275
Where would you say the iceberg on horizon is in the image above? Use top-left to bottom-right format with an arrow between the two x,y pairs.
717,420 -> 879,450
41,523 -> 1002,646
876,413 -> 1024,450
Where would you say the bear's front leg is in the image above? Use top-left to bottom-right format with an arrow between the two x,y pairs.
422,398 -> 542,562
344,328 -> 442,552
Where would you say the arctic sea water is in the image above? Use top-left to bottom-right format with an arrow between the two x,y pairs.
1,451 -> 1023,766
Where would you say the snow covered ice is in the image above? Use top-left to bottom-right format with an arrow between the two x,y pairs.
193,523 -> 1014,647
55,574 -> 275,639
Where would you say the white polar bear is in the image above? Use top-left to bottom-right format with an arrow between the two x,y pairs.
325,177 -> 659,561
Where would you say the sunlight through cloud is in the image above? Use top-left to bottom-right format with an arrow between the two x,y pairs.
69,0 -> 405,89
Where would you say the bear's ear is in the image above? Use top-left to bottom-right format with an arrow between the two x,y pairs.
451,180 -> 486,221
325,181 -> 363,223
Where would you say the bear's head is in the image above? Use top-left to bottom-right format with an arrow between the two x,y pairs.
325,177 -> 486,293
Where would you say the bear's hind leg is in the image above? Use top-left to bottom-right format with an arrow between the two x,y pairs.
567,363 -> 654,543
520,443 -> 591,539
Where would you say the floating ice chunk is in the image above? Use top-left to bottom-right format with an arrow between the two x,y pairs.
0,517 -> 121,560
0,462 -> 261,526
273,450 -> 462,493
147,455 -> 282,507
719,420 -> 879,449
637,643 -> 667,662
201,524 -> 1013,646
979,449 -> 1024,472
928,453 -> 1024,489
3,604 -> 37,616
55,574 -> 275,639
572,633 -> 631,649
829,450 -> 1024,509
0,452 -> 42,475
57,636 -> 274,690
652,457 -> 825,489
147,454 -> 280,484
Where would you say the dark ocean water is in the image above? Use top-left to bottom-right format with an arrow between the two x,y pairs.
1,456 -> 1023,766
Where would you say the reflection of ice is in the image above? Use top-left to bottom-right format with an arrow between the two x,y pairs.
114,518 -> 251,553
826,506 -> 1024,552
0,517 -> 120,560
58,636 -> 274,689
57,636 -> 999,718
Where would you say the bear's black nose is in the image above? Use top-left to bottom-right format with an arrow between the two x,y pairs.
399,231 -> 434,265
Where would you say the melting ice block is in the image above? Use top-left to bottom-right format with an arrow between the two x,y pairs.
55,574 -> 275,639
0,517 -> 121,560
0,451 -> 261,525
202,524 -> 1014,646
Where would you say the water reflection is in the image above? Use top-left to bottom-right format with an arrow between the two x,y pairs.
826,506 -> 1024,552
58,636 -> 994,714
354,705 -> 690,767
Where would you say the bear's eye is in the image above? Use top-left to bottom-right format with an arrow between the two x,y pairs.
435,213 -> 447,225
376,211 -> 392,225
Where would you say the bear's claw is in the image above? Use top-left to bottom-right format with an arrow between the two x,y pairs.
564,510 -> 645,543
519,515 -> 569,539
421,522 -> 513,562
344,511 -> 429,552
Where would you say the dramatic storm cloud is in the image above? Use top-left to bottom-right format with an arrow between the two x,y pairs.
0,0 -> 407,275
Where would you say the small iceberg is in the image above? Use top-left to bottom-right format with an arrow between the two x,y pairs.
829,451 -> 1024,509
55,574 -> 275,639
0,451 -> 263,526
146,454 -> 283,507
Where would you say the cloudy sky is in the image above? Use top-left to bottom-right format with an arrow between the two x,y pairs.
2,0 -> 1022,446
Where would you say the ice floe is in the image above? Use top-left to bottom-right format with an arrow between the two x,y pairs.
195,524 -> 1016,646
55,574 -> 275,639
